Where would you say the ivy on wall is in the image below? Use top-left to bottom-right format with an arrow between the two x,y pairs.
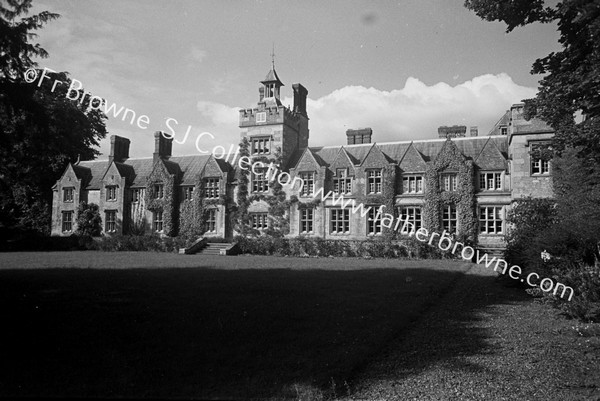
178,184 -> 203,238
235,138 -> 292,237
422,139 -> 477,243
234,137 -> 252,235
145,164 -> 176,236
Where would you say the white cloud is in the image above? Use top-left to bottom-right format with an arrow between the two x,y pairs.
298,73 -> 537,147
108,73 -> 539,159
190,46 -> 207,63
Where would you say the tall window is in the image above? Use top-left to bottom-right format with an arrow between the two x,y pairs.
205,209 -> 217,233
403,175 -> 424,194
442,174 -> 457,192
367,207 -> 382,235
204,178 -> 220,198
330,208 -> 350,234
63,187 -> 74,202
299,172 -> 314,196
251,170 -> 269,193
479,172 -> 502,191
367,170 -> 382,194
250,213 -> 268,231
442,205 -> 458,233
530,144 -> 550,175
105,210 -> 117,233
61,211 -> 73,233
153,211 -> 163,232
130,189 -> 141,203
399,206 -> 422,231
300,208 -> 314,234
479,206 -> 503,234
251,137 -> 270,155
182,186 -> 194,201
333,169 -> 352,194
106,185 -> 117,201
153,184 -> 164,199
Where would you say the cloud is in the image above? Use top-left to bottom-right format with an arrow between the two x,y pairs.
296,73 -> 537,147
190,46 -> 207,63
104,73 -> 538,158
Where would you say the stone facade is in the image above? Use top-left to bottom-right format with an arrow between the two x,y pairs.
52,68 -> 554,249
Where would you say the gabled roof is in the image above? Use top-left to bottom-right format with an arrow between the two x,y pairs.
298,136 -> 509,171
398,143 -> 428,172
474,137 -> 508,170
121,158 -> 154,187
329,147 -> 357,170
76,160 -> 108,190
72,164 -> 92,186
294,147 -> 325,170
170,155 -> 211,185
360,144 -> 393,167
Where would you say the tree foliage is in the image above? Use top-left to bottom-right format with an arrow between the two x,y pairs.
465,0 -> 600,160
0,0 -> 107,234
75,202 -> 102,237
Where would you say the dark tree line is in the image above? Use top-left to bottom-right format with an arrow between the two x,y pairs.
0,0 -> 107,235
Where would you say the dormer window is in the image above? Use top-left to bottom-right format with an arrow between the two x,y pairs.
106,186 -> 117,201
367,170 -> 382,194
153,184 -> 164,199
442,174 -> 457,192
333,169 -> 352,194
63,187 -> 74,202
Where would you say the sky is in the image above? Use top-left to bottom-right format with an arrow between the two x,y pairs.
30,0 -> 562,159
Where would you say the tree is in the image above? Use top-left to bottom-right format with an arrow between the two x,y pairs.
75,202 -> 102,237
0,0 -> 107,235
464,0 -> 600,161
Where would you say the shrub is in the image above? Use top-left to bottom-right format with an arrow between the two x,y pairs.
75,202 -> 102,237
232,236 -> 445,259
544,262 -> 600,322
90,234 -> 187,252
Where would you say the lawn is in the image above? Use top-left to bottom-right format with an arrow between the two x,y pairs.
0,252 -> 472,399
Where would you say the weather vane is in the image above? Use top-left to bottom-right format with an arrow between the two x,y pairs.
271,43 -> 275,69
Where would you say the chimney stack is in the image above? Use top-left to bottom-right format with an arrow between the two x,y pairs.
154,131 -> 172,163
109,135 -> 130,164
438,125 -> 467,139
292,83 -> 308,118
470,126 -> 478,137
346,128 -> 372,145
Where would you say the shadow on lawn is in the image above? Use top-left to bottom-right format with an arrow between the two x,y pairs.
0,265 -> 517,399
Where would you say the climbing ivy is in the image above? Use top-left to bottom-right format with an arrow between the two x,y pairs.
235,139 -> 292,237
145,165 -> 176,236
422,139 -> 477,243
234,137 -> 252,235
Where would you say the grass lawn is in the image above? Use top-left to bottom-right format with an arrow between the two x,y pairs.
0,252 -> 472,399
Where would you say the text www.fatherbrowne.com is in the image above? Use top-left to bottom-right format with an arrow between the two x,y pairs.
237,157 -> 575,302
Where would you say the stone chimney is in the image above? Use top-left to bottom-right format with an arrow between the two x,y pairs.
153,131 -> 172,163
109,135 -> 130,163
346,128 -> 372,145
470,126 -> 478,137
292,83 -> 308,118
438,125 -> 467,139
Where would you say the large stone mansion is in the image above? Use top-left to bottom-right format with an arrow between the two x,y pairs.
51,66 -> 553,249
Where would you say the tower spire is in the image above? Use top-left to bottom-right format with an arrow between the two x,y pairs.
271,43 -> 275,69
